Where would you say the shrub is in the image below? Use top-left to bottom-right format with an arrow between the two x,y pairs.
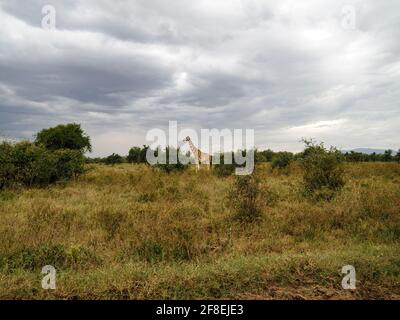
213,153 -> 235,177
11,142 -> 58,187
228,174 -> 264,222
54,149 -> 85,179
0,141 -> 85,189
255,149 -> 275,162
271,152 -> 293,172
300,139 -> 345,200
0,142 -> 15,189
1,124 -> 89,190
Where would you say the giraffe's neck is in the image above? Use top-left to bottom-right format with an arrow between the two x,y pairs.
187,139 -> 200,159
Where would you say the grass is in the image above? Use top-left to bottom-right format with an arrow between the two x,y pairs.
0,162 -> 399,299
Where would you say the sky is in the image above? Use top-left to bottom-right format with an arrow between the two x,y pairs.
0,0 -> 399,156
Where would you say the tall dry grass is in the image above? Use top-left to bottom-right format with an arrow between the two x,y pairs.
0,162 -> 399,299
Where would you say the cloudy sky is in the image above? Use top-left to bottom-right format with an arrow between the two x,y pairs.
0,0 -> 399,156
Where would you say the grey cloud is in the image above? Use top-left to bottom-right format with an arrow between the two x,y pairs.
0,57 -> 173,107
0,0 -> 399,156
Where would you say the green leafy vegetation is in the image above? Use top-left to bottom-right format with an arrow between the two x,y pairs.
35,123 -> 92,153
300,139 -> 346,200
104,153 -> 124,166
213,153 -> 236,177
229,174 -> 264,222
271,151 -> 293,173
0,125 -> 399,299
0,141 -> 85,189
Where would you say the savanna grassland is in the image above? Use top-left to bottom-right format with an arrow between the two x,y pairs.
0,162 -> 399,299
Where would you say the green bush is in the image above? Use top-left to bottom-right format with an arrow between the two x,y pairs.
271,152 -> 293,173
0,141 -> 85,189
300,139 -> 345,200
11,142 -> 58,187
228,174 -> 264,222
255,149 -> 275,162
1,123 -> 89,189
213,153 -> 235,177
0,143 -> 15,189
54,149 -> 85,179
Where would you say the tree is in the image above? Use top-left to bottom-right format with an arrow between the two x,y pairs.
369,152 -> 378,162
127,147 -> 141,163
35,123 -> 92,153
345,151 -> 366,162
255,149 -> 275,162
395,150 -> 400,162
383,149 -> 393,162
104,153 -> 124,165
127,145 -> 149,164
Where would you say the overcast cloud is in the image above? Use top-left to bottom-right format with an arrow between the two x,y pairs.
0,0 -> 399,156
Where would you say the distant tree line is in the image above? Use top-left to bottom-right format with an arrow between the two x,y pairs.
88,146 -> 400,167
86,145 -> 152,165
255,149 -> 400,163
342,150 -> 400,162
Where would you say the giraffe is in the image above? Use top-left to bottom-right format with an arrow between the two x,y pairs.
183,136 -> 211,171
